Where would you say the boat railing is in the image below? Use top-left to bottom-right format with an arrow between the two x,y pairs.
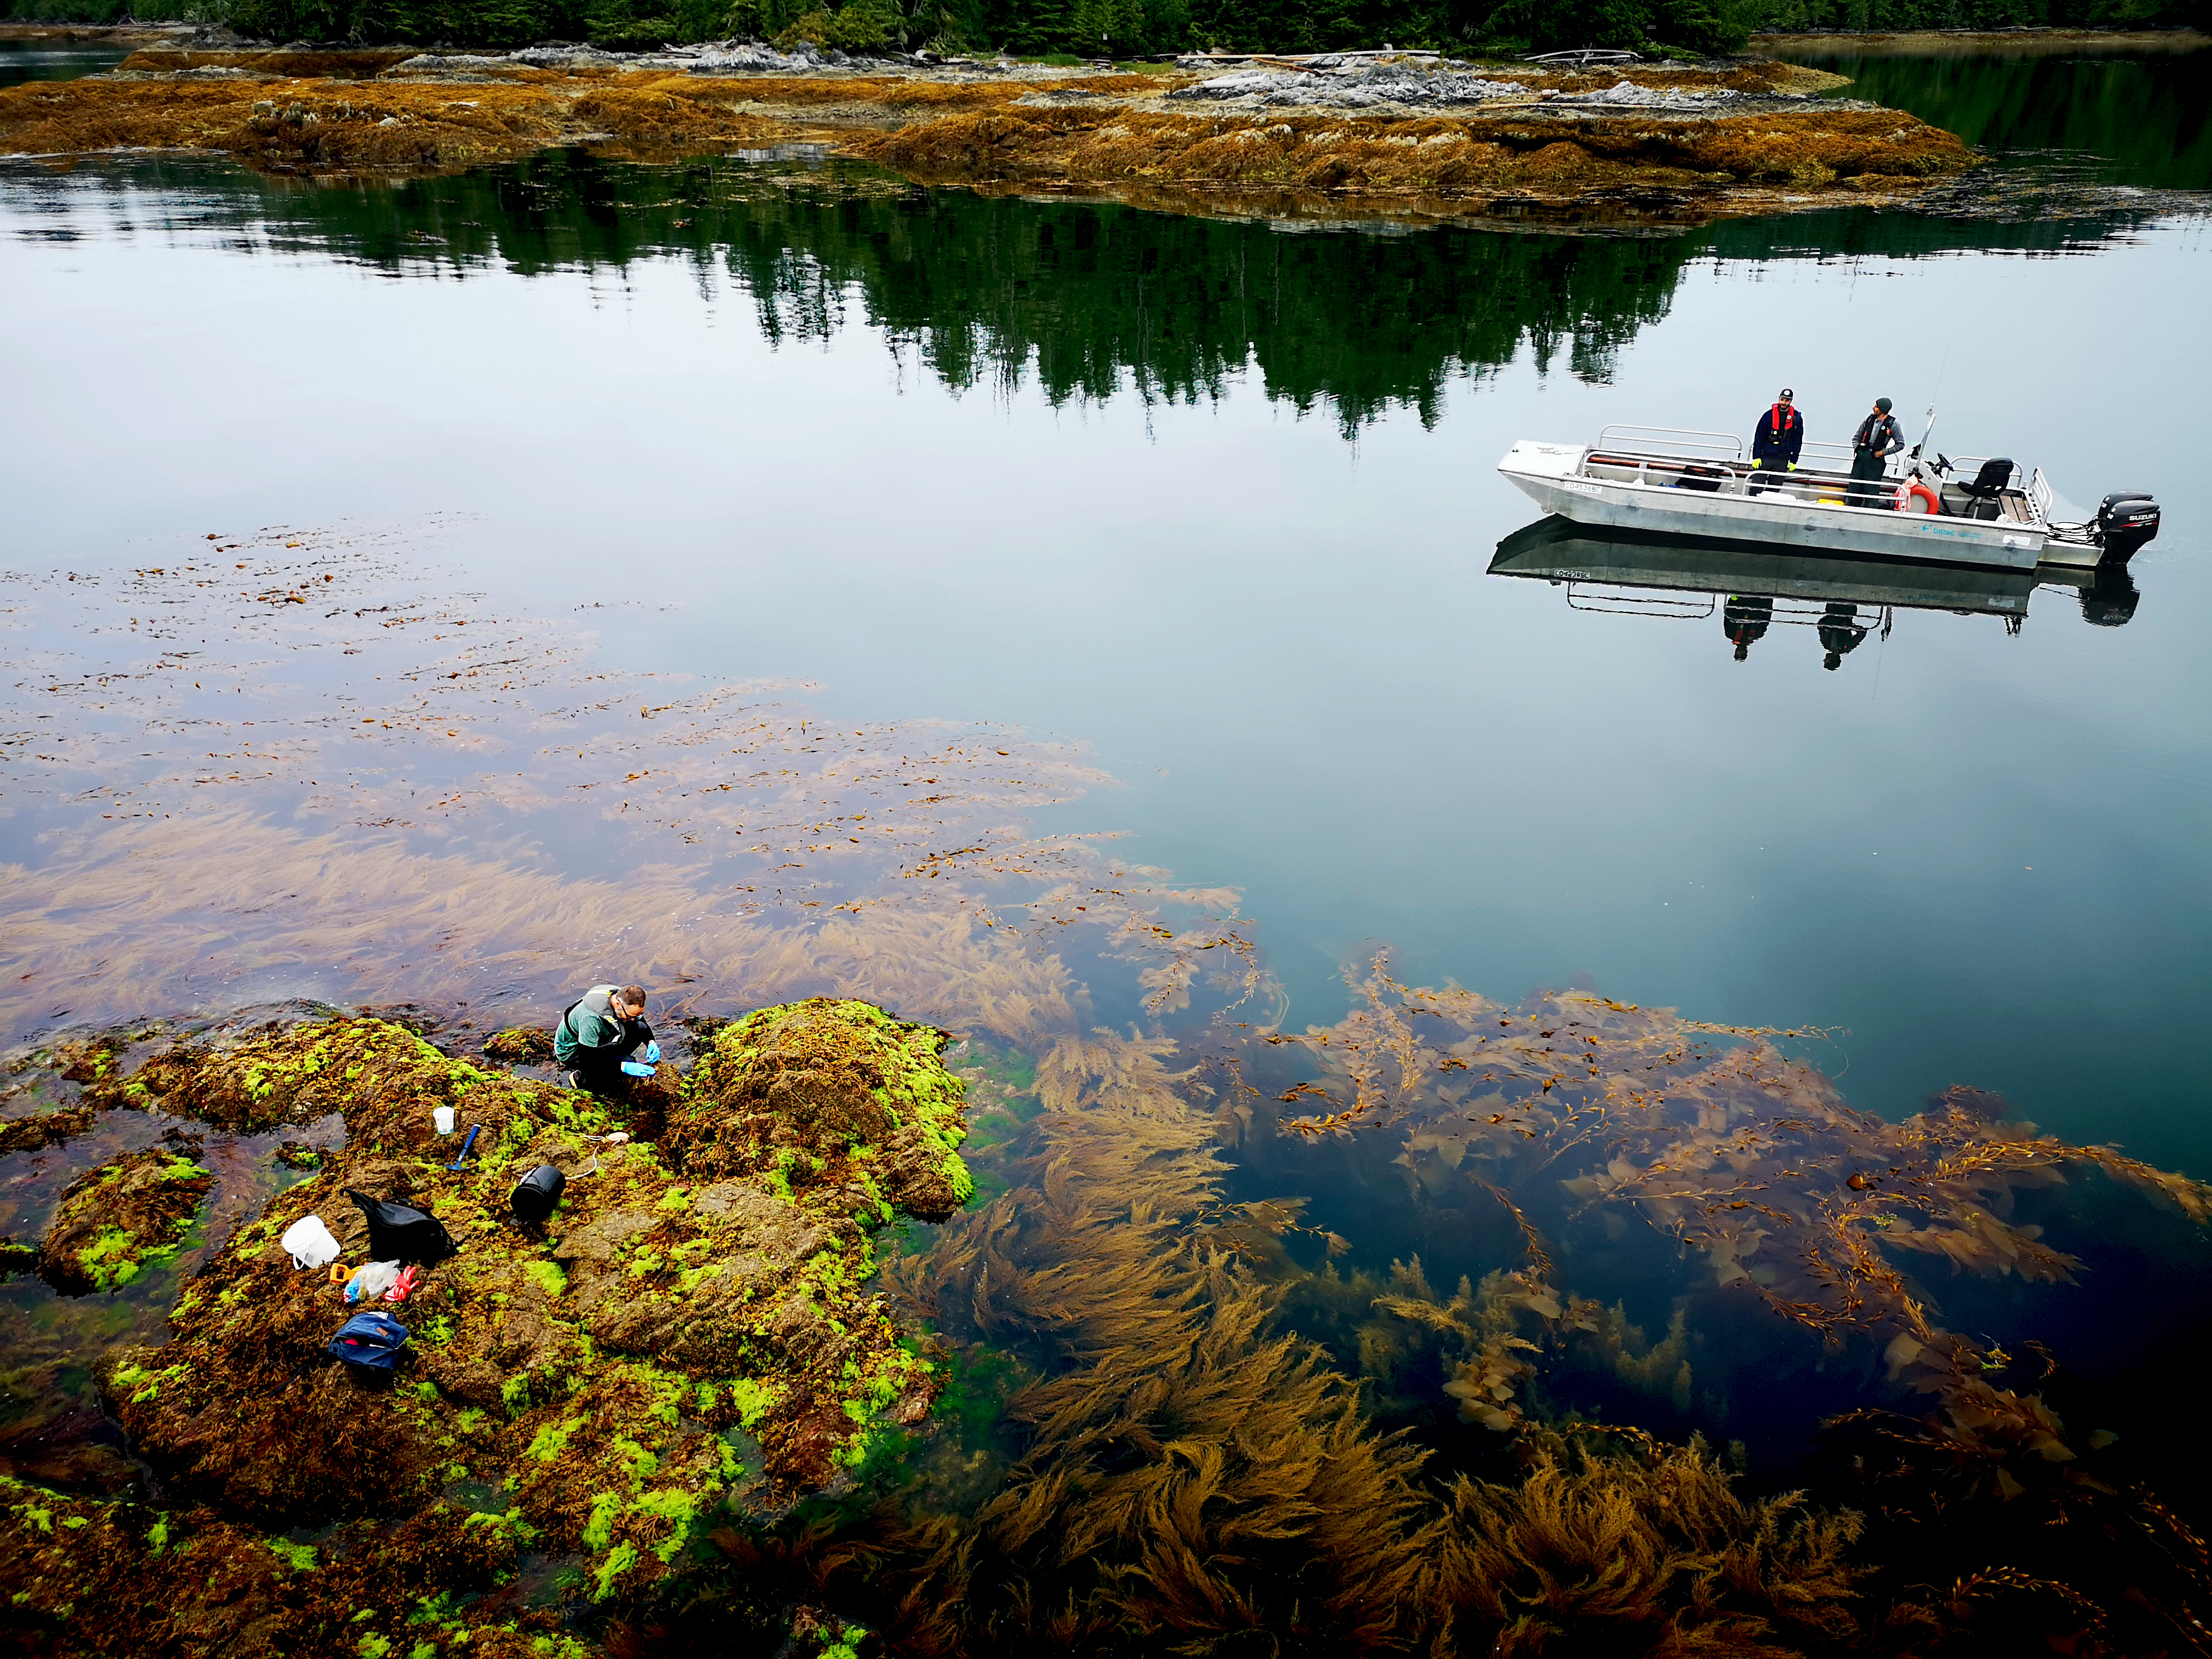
1597,423 -> 1744,462
1566,585 -> 1717,618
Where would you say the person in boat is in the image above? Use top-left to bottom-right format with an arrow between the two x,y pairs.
1818,602 -> 1868,670
1848,397 -> 1906,505
1748,387 -> 1804,495
554,982 -> 657,1096
1723,595 -> 1773,662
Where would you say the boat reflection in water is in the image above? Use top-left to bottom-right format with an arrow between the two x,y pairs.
1489,515 -> 2140,668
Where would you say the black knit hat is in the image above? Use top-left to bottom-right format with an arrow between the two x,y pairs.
1875,396 -> 1893,412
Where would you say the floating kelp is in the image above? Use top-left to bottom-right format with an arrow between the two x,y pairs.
89,1005 -> 966,1618
36,1144 -> 212,1295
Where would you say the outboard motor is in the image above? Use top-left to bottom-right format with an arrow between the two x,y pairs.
2094,492 -> 2160,564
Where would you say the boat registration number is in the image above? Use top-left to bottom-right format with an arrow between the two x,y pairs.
1562,480 -> 1601,495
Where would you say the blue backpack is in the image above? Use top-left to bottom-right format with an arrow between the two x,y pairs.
327,1310 -> 410,1372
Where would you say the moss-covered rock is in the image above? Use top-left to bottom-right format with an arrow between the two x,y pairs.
38,1146 -> 213,1295
0,1470 -> 553,1659
672,998 -> 975,1223
0,1103 -> 98,1157
481,1026 -> 554,1066
98,1002 -> 968,1606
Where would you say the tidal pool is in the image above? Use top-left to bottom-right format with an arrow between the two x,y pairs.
2,41 -> 2211,1658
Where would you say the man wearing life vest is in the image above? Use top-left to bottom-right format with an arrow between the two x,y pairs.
1849,397 -> 1906,506
555,983 -> 657,1096
1748,388 -> 1803,495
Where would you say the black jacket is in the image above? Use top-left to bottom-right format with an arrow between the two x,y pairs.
1751,404 -> 1804,466
1853,412 -> 1904,458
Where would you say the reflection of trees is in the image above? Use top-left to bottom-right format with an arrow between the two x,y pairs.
25,149 -> 2170,436
1791,49 -> 2212,191
50,152 -> 1689,435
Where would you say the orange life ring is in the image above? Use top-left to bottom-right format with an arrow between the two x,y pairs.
1896,481 -> 1941,515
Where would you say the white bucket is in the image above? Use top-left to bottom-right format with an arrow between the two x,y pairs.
433,1106 -> 456,1135
281,1214 -> 341,1270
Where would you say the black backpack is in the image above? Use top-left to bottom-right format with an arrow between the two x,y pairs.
345,1189 -> 456,1265
509,1165 -> 566,1226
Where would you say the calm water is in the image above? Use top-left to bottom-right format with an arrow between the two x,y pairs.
6,147 -> 2207,1162
1782,36 -> 2212,187
3,54 -> 2212,1614
0,38 -> 132,90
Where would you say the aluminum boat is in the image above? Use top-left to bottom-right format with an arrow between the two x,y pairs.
1496,423 -> 2160,571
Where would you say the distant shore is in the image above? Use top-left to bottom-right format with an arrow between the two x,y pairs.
0,39 -> 1996,230
5,25 -> 2202,226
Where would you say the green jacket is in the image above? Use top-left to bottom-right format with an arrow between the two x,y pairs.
554,985 -> 646,1066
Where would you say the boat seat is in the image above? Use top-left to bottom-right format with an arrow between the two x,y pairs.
1946,456 -> 2014,518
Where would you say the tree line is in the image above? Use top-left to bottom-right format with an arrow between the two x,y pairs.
5,0 -> 2205,57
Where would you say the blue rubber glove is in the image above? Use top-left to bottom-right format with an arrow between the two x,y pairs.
620,1060 -> 655,1078
643,1041 -> 661,1064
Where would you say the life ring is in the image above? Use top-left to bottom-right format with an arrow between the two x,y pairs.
1895,481 -> 1941,515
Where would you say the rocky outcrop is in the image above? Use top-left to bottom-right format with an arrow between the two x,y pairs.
96,1002 -> 969,1605
38,1145 -> 213,1294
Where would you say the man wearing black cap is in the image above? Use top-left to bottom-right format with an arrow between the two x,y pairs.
1749,388 -> 1803,495
1849,396 -> 1906,506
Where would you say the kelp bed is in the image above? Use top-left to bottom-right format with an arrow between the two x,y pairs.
0,52 -> 1979,223
7,967 -> 2212,1657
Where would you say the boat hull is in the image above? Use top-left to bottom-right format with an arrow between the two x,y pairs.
1489,516 -> 2039,617
1498,441 -> 2047,570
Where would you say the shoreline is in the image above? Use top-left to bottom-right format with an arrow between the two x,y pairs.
4,25 -> 2202,226
0,44 -> 1985,229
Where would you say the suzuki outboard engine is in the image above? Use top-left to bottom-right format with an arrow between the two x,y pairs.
2095,492 -> 2160,563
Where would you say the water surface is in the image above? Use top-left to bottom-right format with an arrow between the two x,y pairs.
2,54 -> 2211,1619
0,38 -> 133,90
1781,35 -> 2212,187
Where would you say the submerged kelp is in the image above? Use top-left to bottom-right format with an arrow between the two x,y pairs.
36,1144 -> 212,1294
1244,962 -> 2212,1406
669,991 -> 2212,1659
76,1005 -> 966,1624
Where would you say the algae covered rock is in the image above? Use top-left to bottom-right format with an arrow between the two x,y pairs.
671,997 -> 975,1222
481,1025 -> 554,1065
39,1145 -> 213,1295
0,1470 -> 547,1659
98,1000 -> 970,1606
0,1102 -> 98,1156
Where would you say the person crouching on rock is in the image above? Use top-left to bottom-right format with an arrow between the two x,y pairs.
555,982 -> 656,1096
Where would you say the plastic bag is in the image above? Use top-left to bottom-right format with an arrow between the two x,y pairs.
344,1260 -> 403,1303
345,1189 -> 457,1265
327,1310 -> 410,1372
281,1214 -> 341,1270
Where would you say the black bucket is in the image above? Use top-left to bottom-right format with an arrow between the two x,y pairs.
509,1164 -> 566,1225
